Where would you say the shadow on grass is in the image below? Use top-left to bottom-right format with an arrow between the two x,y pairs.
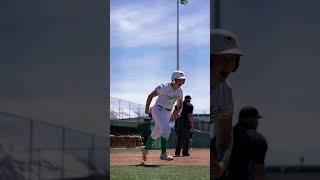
132,163 -> 162,167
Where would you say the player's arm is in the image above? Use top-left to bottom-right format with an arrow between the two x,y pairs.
188,113 -> 194,129
254,137 -> 268,180
212,116 -> 233,177
145,90 -> 158,115
218,117 -> 233,162
172,105 -> 179,121
216,116 -> 233,163
256,164 -> 267,180
188,106 -> 194,129
176,98 -> 183,115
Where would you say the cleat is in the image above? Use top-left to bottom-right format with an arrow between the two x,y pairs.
160,153 -> 174,161
182,153 -> 190,157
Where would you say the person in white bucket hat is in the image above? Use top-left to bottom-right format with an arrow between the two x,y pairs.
210,28 -> 243,179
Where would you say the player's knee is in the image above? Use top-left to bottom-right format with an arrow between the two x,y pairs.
151,132 -> 161,140
162,130 -> 171,139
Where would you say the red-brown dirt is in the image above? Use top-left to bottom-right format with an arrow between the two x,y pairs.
111,148 -> 209,166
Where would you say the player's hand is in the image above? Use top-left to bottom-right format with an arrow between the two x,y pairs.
145,108 -> 150,115
212,161 -> 226,178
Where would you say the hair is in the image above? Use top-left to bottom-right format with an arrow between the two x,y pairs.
233,56 -> 240,72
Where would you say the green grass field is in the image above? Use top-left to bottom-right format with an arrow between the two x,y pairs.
111,165 -> 209,180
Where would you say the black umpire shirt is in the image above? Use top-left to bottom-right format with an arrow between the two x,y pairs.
181,101 -> 194,129
212,122 -> 268,180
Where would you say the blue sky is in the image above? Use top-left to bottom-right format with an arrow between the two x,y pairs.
110,0 -> 210,114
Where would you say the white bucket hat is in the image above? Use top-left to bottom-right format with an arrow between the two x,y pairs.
211,29 -> 243,56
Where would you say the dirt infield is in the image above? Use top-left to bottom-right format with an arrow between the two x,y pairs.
111,148 -> 209,166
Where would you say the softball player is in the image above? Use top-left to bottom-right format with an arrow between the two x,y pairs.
210,29 -> 243,179
141,70 -> 185,161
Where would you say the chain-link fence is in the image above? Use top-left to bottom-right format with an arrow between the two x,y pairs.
0,112 -> 107,180
194,114 -> 210,132
110,97 -> 147,121
109,97 -> 210,148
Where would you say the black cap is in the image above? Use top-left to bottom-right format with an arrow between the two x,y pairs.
185,95 -> 192,99
239,106 -> 262,119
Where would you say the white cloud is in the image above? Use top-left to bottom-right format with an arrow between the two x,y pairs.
110,3 -> 173,48
111,52 -> 174,70
110,1 -> 209,48
111,4 -> 168,32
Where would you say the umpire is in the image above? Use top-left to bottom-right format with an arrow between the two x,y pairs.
215,106 -> 268,180
174,95 -> 194,156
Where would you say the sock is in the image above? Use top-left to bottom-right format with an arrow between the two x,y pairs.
161,137 -> 167,154
144,135 -> 155,150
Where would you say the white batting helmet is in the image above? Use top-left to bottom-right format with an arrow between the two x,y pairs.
171,70 -> 186,84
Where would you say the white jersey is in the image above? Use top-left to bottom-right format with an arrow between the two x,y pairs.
210,81 -> 234,137
154,83 -> 183,110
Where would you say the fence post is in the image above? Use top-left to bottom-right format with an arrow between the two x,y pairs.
61,128 -> 65,178
38,148 -> 40,180
28,120 -> 33,180
118,99 -> 121,119
88,135 -> 95,176
138,104 -> 140,123
129,102 -> 131,120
